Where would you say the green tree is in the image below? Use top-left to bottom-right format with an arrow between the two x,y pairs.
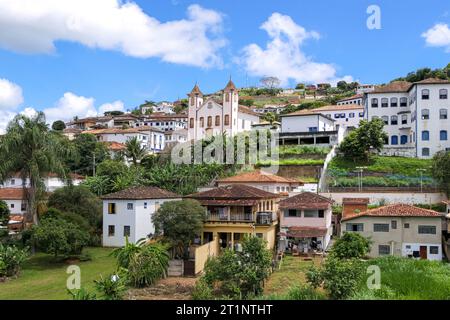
331,232 -> 371,259
124,137 -> 147,165
51,120 -> 66,131
336,80 -> 348,91
0,200 -> 10,226
431,150 -> 450,196
152,199 -> 206,258
0,112 -> 73,224
339,118 -> 387,162
262,112 -> 277,124
0,244 -> 29,277
295,83 -> 305,90
69,133 -> 108,176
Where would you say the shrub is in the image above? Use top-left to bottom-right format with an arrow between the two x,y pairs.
67,288 -> 97,300
94,273 -> 127,300
286,284 -> 325,300
331,233 -> 371,259
0,200 -> 10,226
0,244 -> 29,277
191,278 -> 214,300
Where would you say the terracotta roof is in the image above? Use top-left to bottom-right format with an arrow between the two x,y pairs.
63,128 -> 82,134
283,226 -> 328,238
189,84 -> 203,96
0,188 -> 25,200
336,94 -> 364,102
372,81 -> 412,93
238,105 -> 260,117
136,126 -> 164,133
342,198 -> 370,205
82,128 -> 140,135
101,186 -> 180,200
188,185 -> 280,201
341,203 -> 442,221
279,192 -> 333,210
280,109 -> 335,120
105,141 -> 126,151
311,104 -> 364,112
217,170 -> 301,185
196,199 -> 259,206
224,79 -> 237,91
414,78 -> 450,85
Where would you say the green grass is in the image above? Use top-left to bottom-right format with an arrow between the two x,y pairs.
258,159 -> 325,166
278,145 -> 331,157
0,247 -> 115,300
353,257 -> 450,300
329,155 -> 433,177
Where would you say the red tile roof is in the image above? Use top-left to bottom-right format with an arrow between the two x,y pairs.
238,105 -> 260,117
336,94 -> 364,102
341,203 -> 442,221
310,104 -> 364,112
217,170 -> 301,185
101,186 -> 180,200
283,226 -> 328,238
372,81 -> 412,93
0,188 -> 25,200
188,184 -> 280,201
279,192 -> 333,210
105,141 -> 126,151
415,78 -> 450,85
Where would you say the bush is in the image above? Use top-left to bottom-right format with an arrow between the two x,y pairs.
0,200 -> 10,226
0,243 -> 29,277
94,273 -> 127,300
192,278 -> 214,300
32,216 -> 90,258
67,288 -> 97,300
286,284 -> 325,300
331,233 -> 371,259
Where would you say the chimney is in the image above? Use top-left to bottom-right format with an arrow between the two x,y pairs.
342,198 -> 369,218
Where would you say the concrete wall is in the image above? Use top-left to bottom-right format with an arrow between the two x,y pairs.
321,191 -> 447,205
193,238 -> 219,274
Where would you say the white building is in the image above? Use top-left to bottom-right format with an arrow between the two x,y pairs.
137,114 -> 187,132
252,105 -> 287,115
280,110 -> 335,133
365,78 -> 450,158
101,186 -> 181,247
164,129 -> 188,146
1,173 -> 85,192
308,105 -> 364,129
153,102 -> 175,114
0,188 -> 27,215
187,80 -> 260,141
356,84 -> 375,94
336,94 -> 364,106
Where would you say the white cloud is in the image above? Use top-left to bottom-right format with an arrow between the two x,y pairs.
238,13 -> 352,85
422,23 -> 450,51
98,100 -> 125,115
0,0 -> 226,68
0,110 -> 16,134
0,78 -> 23,110
42,92 -> 97,124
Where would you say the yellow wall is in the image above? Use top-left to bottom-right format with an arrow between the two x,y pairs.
193,237 -> 219,274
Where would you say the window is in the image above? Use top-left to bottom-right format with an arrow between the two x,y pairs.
10,179 -> 15,185
144,202 -> 147,209
108,225 -> 115,237
276,186 -> 280,192
378,245 -> 391,255
400,135 -> 408,145
422,130 -> 429,141
359,112 -> 364,117
400,97 -> 407,107
381,98 -> 388,108
383,136 -> 389,145
318,210 -> 324,218
200,117 -> 204,127
371,98 -> 378,108
441,130 -> 448,141
391,115 -> 398,125
21,203 -> 27,211
418,225 -> 436,234
346,223 -> 364,232
391,220 -> 397,229
381,116 -> 389,125
287,209 -> 298,217
127,203 -> 133,210
124,226 -> 131,237
224,115 -> 230,126
207,116 -> 212,127
430,246 -> 439,254
421,109 -> 430,120
390,97 -> 398,107
421,89 -> 430,100
349,113 -> 355,118
422,148 -> 430,157
391,135 -> 398,145
225,92 -> 230,102
373,223 -> 389,232
440,89 -> 448,99
215,115 -> 220,126
108,203 -> 116,214
401,115 -> 407,125
308,127 -> 318,132
404,223 -> 410,228
10,204 -> 14,209
304,210 -> 319,218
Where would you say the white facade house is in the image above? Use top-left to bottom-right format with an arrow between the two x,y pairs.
336,94 -> 364,106
252,105 -> 287,115
102,186 -> 181,247
153,102 -> 175,114
281,111 -> 335,133
137,114 -> 187,132
365,79 -> 450,158
0,188 -> 27,215
308,105 -> 364,129
187,80 -> 260,141
356,84 -> 375,94
1,173 -> 85,192
164,129 -> 188,146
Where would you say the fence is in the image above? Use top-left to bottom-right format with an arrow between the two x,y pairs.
192,238 -> 219,275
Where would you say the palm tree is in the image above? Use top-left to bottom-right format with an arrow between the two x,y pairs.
0,112 -> 73,225
124,137 -> 147,165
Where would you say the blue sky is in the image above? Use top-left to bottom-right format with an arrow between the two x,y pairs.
0,0 -> 449,129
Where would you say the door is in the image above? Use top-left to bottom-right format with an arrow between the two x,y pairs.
419,246 -> 427,260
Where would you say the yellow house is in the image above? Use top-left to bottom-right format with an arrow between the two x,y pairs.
187,184 -> 281,250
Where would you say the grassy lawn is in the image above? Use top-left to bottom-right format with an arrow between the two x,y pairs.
264,255 -> 322,296
258,159 -> 325,166
0,247 -> 115,300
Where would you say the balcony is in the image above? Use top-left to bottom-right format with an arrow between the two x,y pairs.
206,211 -> 275,225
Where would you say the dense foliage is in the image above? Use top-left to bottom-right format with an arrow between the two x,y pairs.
393,63 -> 450,82
0,244 -> 29,278
330,233 -> 371,259
431,150 -> 450,196
67,133 -> 109,176
0,200 -> 10,226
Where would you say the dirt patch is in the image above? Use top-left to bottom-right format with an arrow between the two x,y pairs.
126,277 -> 198,300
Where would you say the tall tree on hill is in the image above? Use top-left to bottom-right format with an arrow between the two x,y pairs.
0,112 -> 73,225
124,137 -> 147,165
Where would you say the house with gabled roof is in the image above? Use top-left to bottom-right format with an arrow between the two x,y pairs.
101,186 -> 181,247
341,203 -> 443,260
216,169 -> 302,194
187,184 -> 280,250
278,192 -> 334,254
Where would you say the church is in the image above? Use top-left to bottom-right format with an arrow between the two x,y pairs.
187,80 -> 260,141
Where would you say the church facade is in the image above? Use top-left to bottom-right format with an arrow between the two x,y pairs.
187,80 -> 260,141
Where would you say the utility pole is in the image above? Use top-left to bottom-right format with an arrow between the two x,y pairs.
355,166 -> 367,192
416,168 -> 427,193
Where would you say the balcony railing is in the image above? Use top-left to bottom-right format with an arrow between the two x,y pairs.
206,212 -> 275,225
